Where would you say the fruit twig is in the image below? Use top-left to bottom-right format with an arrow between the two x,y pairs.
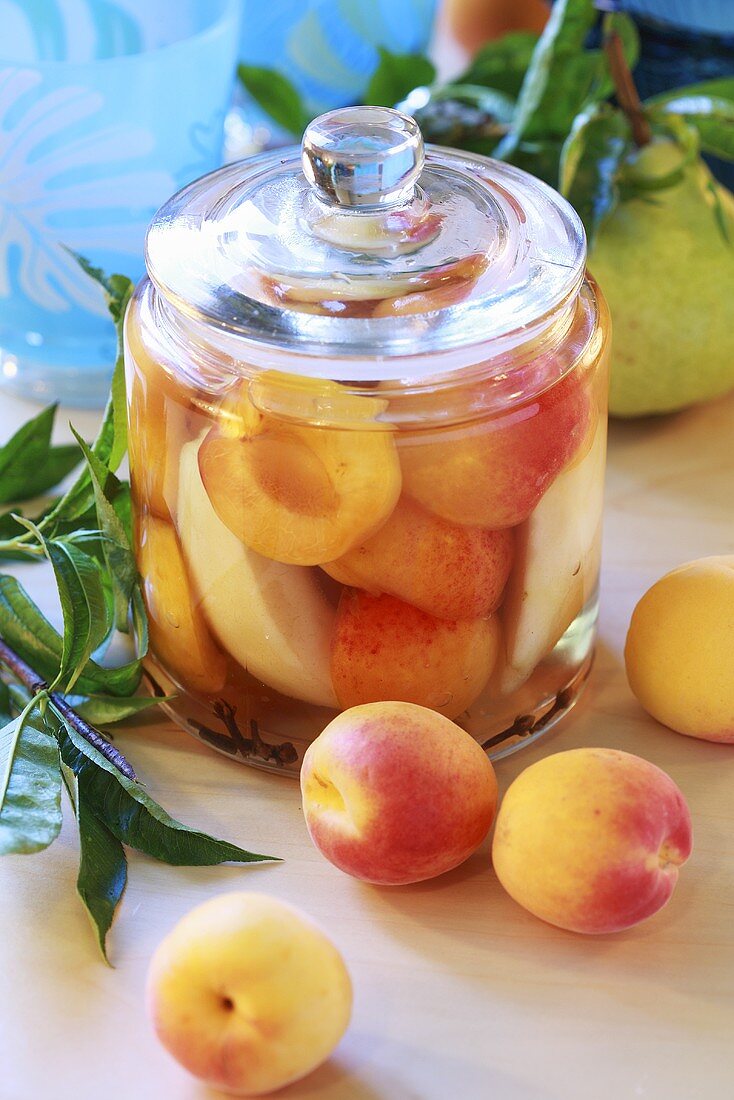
188,698 -> 298,768
481,654 -> 594,754
481,688 -> 574,753
603,23 -> 652,147
0,636 -> 137,780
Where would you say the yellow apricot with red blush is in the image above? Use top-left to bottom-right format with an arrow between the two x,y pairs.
301,702 -> 498,885
492,748 -> 692,934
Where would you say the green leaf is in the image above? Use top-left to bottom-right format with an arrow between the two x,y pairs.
69,428 -> 137,633
0,573 -> 67,684
81,649 -> 144,699
0,574 -> 142,698
365,48 -> 436,109
560,104 -> 631,244
459,32 -> 539,99
497,0 -> 599,157
76,789 -> 127,962
0,510 -> 45,562
3,446 -> 81,503
58,719 -> 277,867
0,702 -> 62,855
45,540 -> 111,693
0,500 -> 103,562
0,679 -> 11,724
237,65 -> 310,136
648,94 -> 734,162
646,77 -> 734,109
76,693 -> 170,726
111,480 -> 133,546
0,404 -> 82,506
41,269 -> 132,534
130,585 -> 148,661
434,84 -> 515,124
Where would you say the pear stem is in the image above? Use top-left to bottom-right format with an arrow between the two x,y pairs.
604,26 -> 652,148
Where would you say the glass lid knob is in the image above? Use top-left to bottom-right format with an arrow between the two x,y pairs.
301,106 -> 425,209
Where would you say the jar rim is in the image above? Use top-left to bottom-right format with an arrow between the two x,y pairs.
144,135 -> 587,367
129,275 -> 603,430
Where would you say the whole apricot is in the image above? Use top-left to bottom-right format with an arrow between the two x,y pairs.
625,556 -> 734,742
147,893 -> 352,1096
301,702 -> 498,884
492,748 -> 692,934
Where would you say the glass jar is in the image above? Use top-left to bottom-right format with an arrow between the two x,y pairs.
124,107 -> 610,774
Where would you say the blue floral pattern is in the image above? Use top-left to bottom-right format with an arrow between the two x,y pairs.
0,67 -> 174,317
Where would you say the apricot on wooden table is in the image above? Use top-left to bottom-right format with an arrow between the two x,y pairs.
147,892 -> 352,1095
301,701 -> 498,885
492,748 -> 692,934
625,556 -> 734,742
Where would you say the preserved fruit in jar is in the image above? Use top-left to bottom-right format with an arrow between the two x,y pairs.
125,107 -> 610,773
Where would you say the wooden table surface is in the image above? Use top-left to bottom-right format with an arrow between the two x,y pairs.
1,388 -> 733,1100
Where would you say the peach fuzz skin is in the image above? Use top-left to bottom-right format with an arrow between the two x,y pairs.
492,748 -> 693,934
301,702 -> 499,885
146,893 -> 352,1096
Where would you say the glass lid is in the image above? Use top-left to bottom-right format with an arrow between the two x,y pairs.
145,106 -> 586,358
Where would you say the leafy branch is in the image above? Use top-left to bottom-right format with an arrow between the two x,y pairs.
238,47 -> 436,136
0,262 -> 279,963
237,0 -> 734,245
0,635 -> 135,779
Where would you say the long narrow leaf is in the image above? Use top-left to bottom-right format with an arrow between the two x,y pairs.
366,49 -> 436,108
497,0 -> 599,155
0,403 -> 82,505
459,32 -> 539,99
70,428 -> 138,633
0,680 -> 10,724
237,65 -> 309,136
0,703 -> 62,855
560,104 -> 631,243
646,78 -> 734,108
41,269 -> 132,533
45,541 -> 111,693
77,790 -> 128,962
58,719 -> 277,867
0,573 -> 65,683
76,693 -> 170,725
0,574 -> 142,697
130,585 -> 148,661
0,405 -> 55,500
648,94 -> 734,161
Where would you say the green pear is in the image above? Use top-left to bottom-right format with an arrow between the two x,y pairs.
589,137 -> 734,417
